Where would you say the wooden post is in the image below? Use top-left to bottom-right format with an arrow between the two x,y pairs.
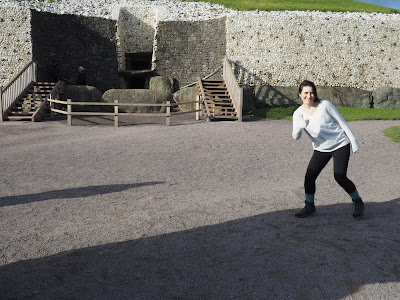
49,95 -> 55,119
114,100 -> 119,127
196,95 -> 200,121
238,87 -> 243,122
0,86 -> 3,122
67,99 -> 72,126
166,101 -> 171,126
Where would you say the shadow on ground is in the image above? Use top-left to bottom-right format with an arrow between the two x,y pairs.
1,198 -> 399,299
0,182 -> 164,207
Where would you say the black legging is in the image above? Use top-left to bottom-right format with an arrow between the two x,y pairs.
305,143 -> 356,195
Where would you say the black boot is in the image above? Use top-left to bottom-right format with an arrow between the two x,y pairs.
295,201 -> 316,218
352,198 -> 365,218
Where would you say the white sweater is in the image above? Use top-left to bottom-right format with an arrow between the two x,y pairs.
292,100 -> 360,152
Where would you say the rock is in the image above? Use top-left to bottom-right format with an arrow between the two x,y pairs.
317,86 -> 372,108
172,86 -> 199,112
102,76 -> 173,113
60,85 -> 105,112
253,85 -> 372,108
372,86 -> 400,109
241,85 -> 255,112
254,85 -> 300,108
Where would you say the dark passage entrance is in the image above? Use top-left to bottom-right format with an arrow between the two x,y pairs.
120,52 -> 153,89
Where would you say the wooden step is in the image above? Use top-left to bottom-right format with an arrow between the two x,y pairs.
203,80 -> 224,83
212,115 -> 237,119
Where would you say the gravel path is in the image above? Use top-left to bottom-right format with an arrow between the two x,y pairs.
0,117 -> 399,299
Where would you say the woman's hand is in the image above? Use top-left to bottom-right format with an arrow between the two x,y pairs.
301,114 -> 309,124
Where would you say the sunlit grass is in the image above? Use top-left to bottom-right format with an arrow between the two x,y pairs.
187,0 -> 399,13
383,126 -> 400,143
249,107 -> 400,121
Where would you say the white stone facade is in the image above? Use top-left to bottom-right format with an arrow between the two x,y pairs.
0,7 -> 32,88
226,10 -> 400,91
1,1 -> 400,92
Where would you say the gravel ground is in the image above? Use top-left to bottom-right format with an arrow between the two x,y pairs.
0,117 -> 399,299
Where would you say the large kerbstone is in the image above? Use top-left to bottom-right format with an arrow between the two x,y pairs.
372,87 -> 400,109
317,87 -> 372,108
173,86 -> 200,112
254,86 -> 300,108
102,76 -> 173,113
60,85 -> 104,112
254,85 -> 372,108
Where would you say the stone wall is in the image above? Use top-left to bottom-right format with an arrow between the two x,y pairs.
0,7 -> 32,88
117,6 -> 157,70
153,17 -> 226,88
226,11 -> 400,91
30,10 -> 120,92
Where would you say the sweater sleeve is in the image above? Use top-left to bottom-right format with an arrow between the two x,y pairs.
292,109 -> 307,140
326,102 -> 360,152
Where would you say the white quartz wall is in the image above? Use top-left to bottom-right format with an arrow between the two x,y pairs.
226,10 -> 400,91
0,7 -> 32,88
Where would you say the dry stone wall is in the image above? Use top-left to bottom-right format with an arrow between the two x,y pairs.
226,11 -> 400,91
153,17 -> 226,88
30,10 -> 120,92
0,7 -> 32,88
117,7 -> 157,70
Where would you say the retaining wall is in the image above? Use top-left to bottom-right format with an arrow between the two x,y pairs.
0,7 -> 32,87
31,10 -> 120,92
153,17 -> 226,87
226,11 -> 400,91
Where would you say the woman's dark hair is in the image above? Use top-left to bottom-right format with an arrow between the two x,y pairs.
298,80 -> 320,102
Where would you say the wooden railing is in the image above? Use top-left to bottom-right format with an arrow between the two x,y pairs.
47,97 -> 201,126
222,58 -> 243,122
197,77 -> 212,121
0,61 -> 37,122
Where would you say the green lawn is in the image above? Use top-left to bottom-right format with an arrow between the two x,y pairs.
249,107 -> 400,121
190,0 -> 399,13
383,126 -> 400,143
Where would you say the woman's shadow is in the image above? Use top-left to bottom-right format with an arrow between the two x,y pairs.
0,182 -> 164,207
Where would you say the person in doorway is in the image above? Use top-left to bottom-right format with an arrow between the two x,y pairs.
51,60 -> 62,82
292,80 -> 365,218
76,66 -> 87,85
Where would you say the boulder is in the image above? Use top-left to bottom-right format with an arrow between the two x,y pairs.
242,85 -> 256,112
254,85 -> 300,108
317,87 -> 372,108
253,85 -> 372,108
173,86 -> 200,112
372,86 -> 400,109
59,85 -> 105,112
102,76 -> 173,113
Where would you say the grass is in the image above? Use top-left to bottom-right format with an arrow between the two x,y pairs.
188,0 -> 400,13
383,126 -> 400,143
249,107 -> 400,121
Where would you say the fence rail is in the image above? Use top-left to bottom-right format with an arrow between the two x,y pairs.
0,61 -> 37,122
223,58 -> 243,122
47,97 -> 201,126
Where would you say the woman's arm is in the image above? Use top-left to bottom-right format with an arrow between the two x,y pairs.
326,102 -> 360,152
292,109 -> 307,140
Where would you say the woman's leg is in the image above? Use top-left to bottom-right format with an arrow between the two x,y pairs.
332,144 -> 365,218
331,144 -> 356,194
296,150 -> 332,218
304,150 -> 332,196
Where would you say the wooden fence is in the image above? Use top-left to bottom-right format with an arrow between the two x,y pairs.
47,97 -> 201,126
0,61 -> 37,122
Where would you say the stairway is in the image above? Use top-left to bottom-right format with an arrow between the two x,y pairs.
7,82 -> 56,121
198,79 -> 238,121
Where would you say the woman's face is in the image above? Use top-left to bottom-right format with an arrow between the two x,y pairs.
299,86 -> 315,105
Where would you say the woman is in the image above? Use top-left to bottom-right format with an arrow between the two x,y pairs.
292,80 -> 365,218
